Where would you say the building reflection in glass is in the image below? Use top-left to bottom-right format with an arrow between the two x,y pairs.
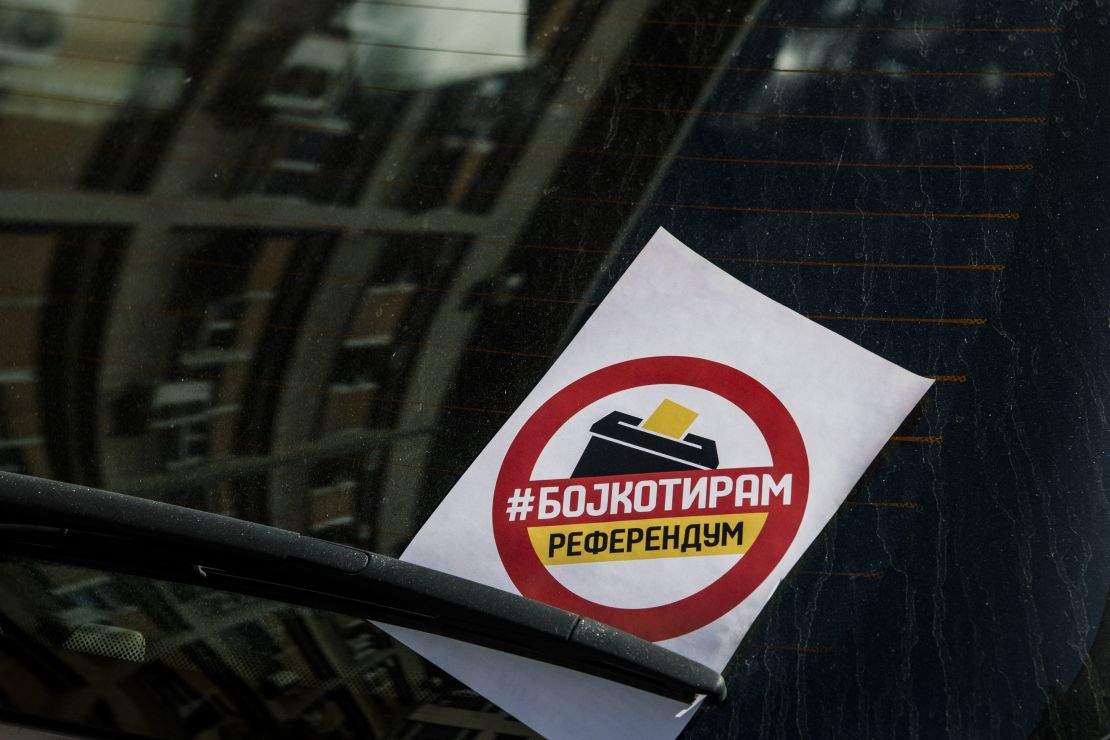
0,0 -> 613,735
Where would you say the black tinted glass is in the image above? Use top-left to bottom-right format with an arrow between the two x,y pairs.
0,554 -> 534,739
0,0 -> 1106,738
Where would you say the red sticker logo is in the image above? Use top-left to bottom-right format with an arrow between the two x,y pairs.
492,356 -> 809,641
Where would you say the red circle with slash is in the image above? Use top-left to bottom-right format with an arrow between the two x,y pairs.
491,356 -> 809,641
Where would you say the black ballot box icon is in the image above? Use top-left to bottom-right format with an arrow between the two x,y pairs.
571,409 -> 719,478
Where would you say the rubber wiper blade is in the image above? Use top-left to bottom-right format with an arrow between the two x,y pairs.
0,471 -> 726,704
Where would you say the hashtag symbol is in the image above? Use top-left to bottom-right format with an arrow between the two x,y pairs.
505,488 -> 535,522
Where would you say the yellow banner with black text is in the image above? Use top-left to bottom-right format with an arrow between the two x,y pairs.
528,512 -> 769,565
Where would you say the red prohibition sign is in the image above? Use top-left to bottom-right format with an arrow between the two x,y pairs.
492,356 -> 809,641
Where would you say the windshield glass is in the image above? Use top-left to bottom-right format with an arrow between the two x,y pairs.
0,554 -> 529,739
0,0 -> 1106,738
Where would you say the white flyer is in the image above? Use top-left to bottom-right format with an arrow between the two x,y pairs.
380,227 -> 933,739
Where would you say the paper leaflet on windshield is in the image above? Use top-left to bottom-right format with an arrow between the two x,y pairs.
377,228 -> 933,740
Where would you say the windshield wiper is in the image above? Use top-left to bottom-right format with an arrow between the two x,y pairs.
0,471 -> 725,704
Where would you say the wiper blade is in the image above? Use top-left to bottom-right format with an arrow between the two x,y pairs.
0,471 -> 725,704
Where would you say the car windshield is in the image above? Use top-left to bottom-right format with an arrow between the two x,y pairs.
0,554 -> 529,739
0,0 -> 1106,738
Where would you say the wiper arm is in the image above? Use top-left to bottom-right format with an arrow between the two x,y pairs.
0,471 -> 725,704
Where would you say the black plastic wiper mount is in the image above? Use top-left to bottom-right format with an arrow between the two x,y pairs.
0,471 -> 726,704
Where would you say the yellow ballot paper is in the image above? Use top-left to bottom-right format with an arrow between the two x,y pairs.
378,228 -> 933,739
